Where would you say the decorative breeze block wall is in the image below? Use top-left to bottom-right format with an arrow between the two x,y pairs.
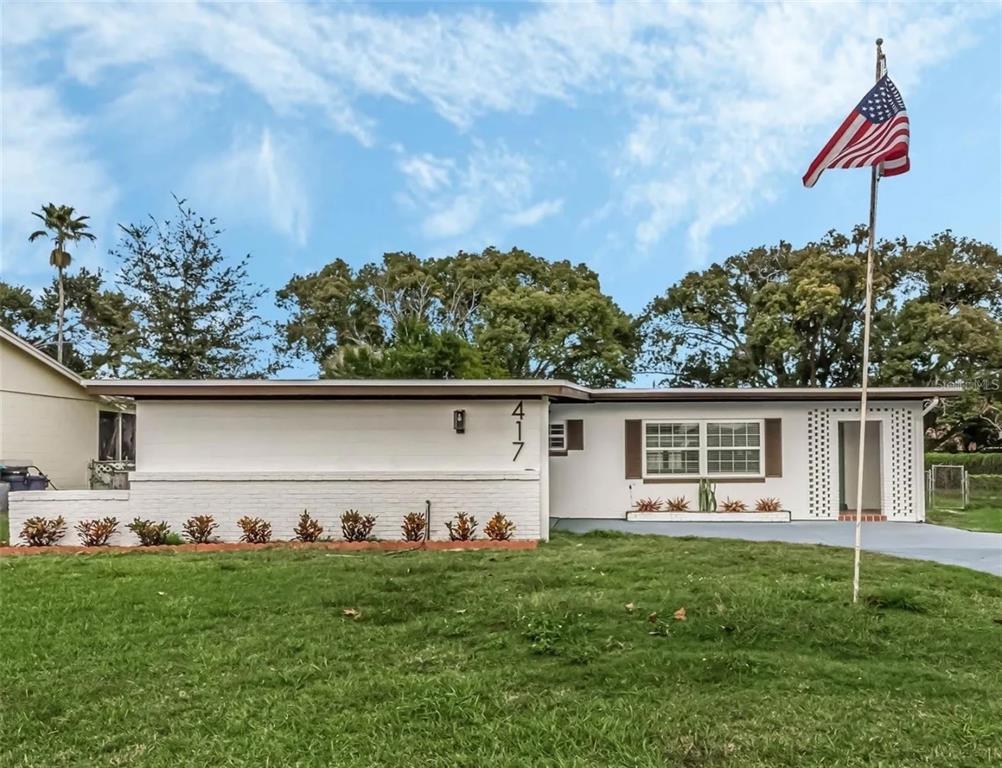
807,405 -> 918,520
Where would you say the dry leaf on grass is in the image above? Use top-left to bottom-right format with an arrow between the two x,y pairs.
342,608 -> 361,620
647,612 -> 658,623
673,607 -> 687,621
625,602 -> 636,613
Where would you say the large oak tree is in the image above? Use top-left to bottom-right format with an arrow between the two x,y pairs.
639,228 -> 1002,448
277,247 -> 637,385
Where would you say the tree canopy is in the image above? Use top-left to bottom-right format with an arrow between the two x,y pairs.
639,228 -> 1002,448
112,198 -> 276,379
277,247 -> 637,385
0,269 -> 136,377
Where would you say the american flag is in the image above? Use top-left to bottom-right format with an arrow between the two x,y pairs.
803,74 -> 910,188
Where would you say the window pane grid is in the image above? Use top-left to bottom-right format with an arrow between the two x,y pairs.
706,422 -> 760,448
646,450 -> 700,475
645,423 -> 698,449
707,448 -> 760,474
643,420 -> 763,477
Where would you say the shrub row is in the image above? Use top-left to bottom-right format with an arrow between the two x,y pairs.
634,496 -> 783,513
925,452 -> 1002,475
17,510 -> 518,547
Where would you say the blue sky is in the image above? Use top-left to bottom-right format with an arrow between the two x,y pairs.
2,1 -> 1000,375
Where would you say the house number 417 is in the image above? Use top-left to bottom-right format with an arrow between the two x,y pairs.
511,401 -> 525,461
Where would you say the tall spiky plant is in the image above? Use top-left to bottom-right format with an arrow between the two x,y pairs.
28,204 -> 96,363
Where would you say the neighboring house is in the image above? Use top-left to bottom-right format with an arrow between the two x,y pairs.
8,377 -> 955,545
0,328 -> 134,490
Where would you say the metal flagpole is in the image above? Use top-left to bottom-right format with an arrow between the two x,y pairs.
852,38 -> 886,604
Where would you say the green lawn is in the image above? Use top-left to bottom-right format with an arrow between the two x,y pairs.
927,479 -> 1002,533
928,499 -> 1002,533
2,533 -> 1001,767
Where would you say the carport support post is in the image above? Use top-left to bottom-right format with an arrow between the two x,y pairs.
852,38 -> 886,605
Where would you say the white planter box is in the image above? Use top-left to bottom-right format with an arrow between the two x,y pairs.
626,510 -> 791,523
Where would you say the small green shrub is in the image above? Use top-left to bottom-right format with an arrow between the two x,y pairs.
341,510 -> 376,541
75,517 -> 119,546
127,519 -> 172,546
483,512 -> 516,541
237,516 -> 272,544
445,512 -> 478,541
401,511 -> 426,542
19,516 -> 67,547
183,515 -> 218,544
164,532 -> 183,546
293,510 -> 324,542
698,478 -> 717,512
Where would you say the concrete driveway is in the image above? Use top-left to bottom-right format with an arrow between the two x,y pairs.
552,518 -> 1002,576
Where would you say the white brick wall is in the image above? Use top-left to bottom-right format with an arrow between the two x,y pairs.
9,491 -> 133,546
8,473 -> 541,545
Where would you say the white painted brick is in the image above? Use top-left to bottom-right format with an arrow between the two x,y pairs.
8,476 -> 540,546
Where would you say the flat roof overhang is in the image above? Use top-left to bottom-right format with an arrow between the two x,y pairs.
585,386 -> 962,402
81,379 -> 594,401
82,379 -> 962,403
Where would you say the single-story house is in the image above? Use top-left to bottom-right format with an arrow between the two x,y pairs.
7,378 -> 955,545
0,327 -> 134,490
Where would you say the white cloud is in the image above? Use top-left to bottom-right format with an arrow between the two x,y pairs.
398,154 -> 454,194
396,142 -> 559,242
0,78 -> 116,279
189,129 -> 310,246
2,1 -> 991,260
505,198 -> 564,228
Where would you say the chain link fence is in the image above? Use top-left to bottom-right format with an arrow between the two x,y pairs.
926,464 -> 969,510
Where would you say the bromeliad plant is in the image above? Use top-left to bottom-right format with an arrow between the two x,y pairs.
719,498 -> 748,512
664,496 -> 691,512
19,516 -> 68,547
183,515 -> 218,544
341,510 -> 376,542
237,516 -> 272,544
483,512 -> 516,541
293,511 -> 324,542
445,512 -> 478,541
127,518 -> 173,546
76,517 -> 119,546
755,497 -> 783,512
401,511 -> 427,542
633,497 -> 663,512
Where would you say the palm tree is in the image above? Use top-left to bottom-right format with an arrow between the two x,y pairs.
28,204 -> 96,363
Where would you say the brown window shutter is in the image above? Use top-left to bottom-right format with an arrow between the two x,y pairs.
566,419 -> 584,451
764,418 -> 782,477
625,420 -> 642,479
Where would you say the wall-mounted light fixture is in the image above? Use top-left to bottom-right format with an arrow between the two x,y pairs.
453,409 -> 466,433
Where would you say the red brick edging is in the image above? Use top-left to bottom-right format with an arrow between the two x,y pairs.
0,539 -> 539,557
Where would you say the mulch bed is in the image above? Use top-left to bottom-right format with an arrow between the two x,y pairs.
0,539 -> 538,557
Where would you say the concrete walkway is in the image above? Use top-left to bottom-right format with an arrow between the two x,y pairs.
551,518 -> 1002,576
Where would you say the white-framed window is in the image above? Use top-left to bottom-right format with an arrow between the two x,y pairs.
643,419 -> 763,478
644,422 -> 700,475
549,422 -> 567,451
